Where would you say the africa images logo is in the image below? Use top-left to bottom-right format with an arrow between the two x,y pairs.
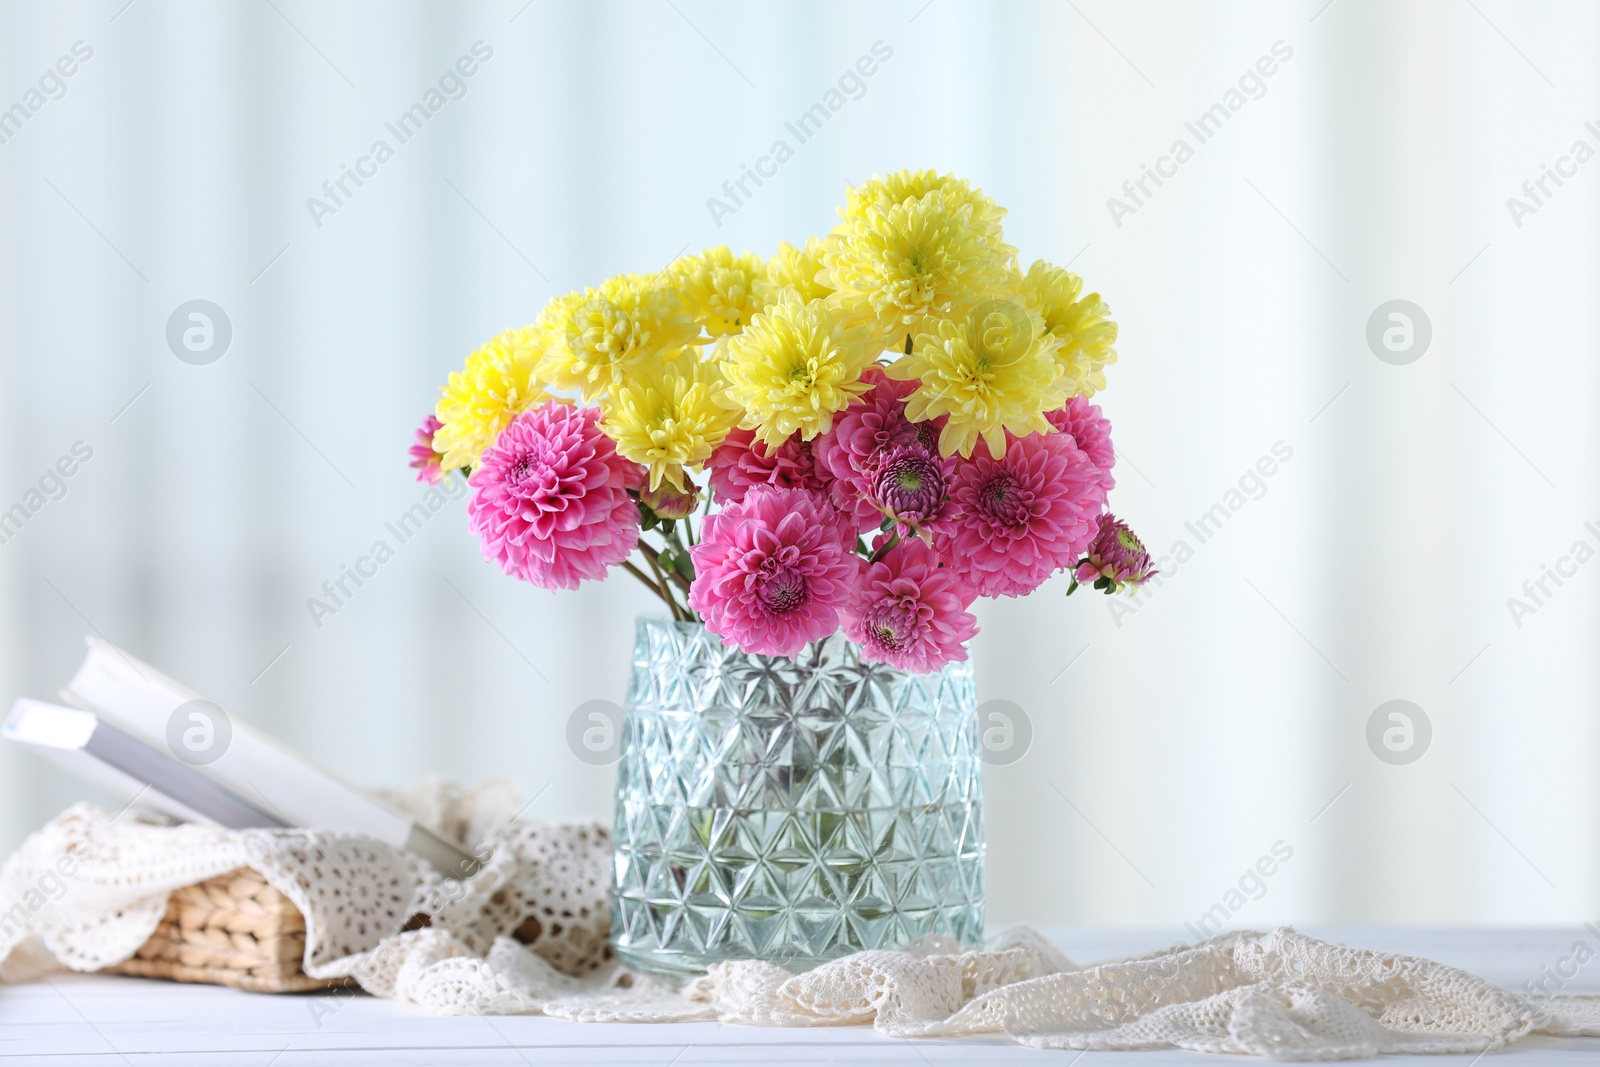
305,42 -> 494,229
1106,40 -> 1293,228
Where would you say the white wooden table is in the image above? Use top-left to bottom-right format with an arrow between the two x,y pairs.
5,928 -> 1599,1065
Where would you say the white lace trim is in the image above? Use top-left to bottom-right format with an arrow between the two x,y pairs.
3,788 -> 1598,1060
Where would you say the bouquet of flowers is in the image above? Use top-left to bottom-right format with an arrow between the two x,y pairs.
411,170 -> 1153,672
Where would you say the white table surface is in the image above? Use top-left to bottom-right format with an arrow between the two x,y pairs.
5,928 -> 1600,1065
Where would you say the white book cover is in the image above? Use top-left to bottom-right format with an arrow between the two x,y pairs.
4,698 -> 286,830
57,638 -> 476,876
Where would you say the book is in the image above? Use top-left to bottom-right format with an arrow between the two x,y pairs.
3,699 -> 287,830
8,637 -> 478,877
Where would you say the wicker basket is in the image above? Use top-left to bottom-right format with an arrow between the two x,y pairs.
103,867 -> 350,993
102,865 -> 589,993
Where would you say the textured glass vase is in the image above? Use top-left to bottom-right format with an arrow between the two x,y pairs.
609,618 -> 984,977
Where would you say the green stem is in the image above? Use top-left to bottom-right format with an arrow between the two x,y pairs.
667,522 -> 694,569
867,530 -> 900,564
622,559 -> 679,615
639,540 -> 693,596
644,548 -> 684,621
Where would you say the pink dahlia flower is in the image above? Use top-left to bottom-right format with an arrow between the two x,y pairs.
935,432 -> 1107,599
869,443 -> 952,532
706,427 -> 830,506
409,413 -> 446,484
688,487 -> 859,658
1045,397 -> 1115,491
842,536 -> 978,673
1073,514 -> 1156,592
815,366 -> 943,530
467,401 -> 644,591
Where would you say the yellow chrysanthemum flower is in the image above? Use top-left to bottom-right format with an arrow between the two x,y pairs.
432,328 -> 552,471
757,237 -> 832,306
719,291 -> 877,447
820,189 -> 1018,348
599,353 -> 739,491
669,246 -> 765,337
887,304 -> 1068,459
1020,260 -> 1119,396
535,273 -> 700,402
842,169 -> 1008,242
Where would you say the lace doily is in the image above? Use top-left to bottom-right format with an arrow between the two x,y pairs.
3,784 -> 1599,1061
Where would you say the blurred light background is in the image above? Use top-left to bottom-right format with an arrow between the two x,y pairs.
1,0 -> 1596,932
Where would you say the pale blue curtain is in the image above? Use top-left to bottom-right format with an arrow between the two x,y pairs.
1,0 -> 1595,929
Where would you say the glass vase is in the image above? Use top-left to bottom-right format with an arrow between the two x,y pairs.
609,617 -> 984,977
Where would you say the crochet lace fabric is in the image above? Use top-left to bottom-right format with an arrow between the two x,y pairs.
4,786 -> 1599,1061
